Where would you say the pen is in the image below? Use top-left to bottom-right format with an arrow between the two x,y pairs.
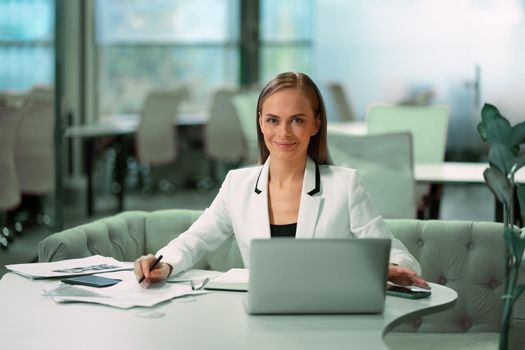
138,255 -> 163,284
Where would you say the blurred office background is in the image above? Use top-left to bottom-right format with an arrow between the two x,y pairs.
1,0 -> 524,274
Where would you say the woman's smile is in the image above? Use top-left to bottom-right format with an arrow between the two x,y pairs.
274,140 -> 296,149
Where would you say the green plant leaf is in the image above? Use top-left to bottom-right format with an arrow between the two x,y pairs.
481,103 -> 501,124
477,122 -> 489,142
486,117 -> 513,145
479,104 -> 500,143
483,167 -> 513,207
517,184 -> 525,226
488,143 -> 514,174
511,121 -> 525,146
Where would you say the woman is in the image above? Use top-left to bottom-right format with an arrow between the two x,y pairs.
135,72 -> 428,289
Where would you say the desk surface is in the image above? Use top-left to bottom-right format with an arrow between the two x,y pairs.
0,273 -> 456,350
415,162 -> 525,184
327,121 -> 368,135
65,113 -> 208,138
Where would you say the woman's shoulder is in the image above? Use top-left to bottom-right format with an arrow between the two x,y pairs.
318,164 -> 364,193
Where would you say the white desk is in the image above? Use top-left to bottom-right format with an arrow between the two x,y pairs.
0,273 -> 456,350
327,121 -> 367,135
415,162 -> 525,185
414,162 -> 525,220
65,112 -> 208,138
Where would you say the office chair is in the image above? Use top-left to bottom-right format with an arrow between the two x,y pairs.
231,91 -> 260,164
328,131 -> 416,219
327,82 -> 358,121
0,106 -> 23,247
203,88 -> 246,182
135,86 -> 190,192
13,90 -> 55,228
367,105 -> 450,219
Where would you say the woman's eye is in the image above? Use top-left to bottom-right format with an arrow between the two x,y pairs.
266,117 -> 278,124
292,118 -> 304,124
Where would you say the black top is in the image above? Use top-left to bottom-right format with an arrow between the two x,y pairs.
270,223 -> 297,237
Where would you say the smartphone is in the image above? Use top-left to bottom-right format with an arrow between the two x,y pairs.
61,275 -> 122,288
386,284 -> 431,299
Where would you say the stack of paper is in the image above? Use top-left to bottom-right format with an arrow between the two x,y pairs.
6,255 -> 133,279
44,270 -> 206,309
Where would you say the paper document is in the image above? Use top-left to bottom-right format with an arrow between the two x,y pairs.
204,268 -> 249,292
44,270 -> 206,309
6,255 -> 133,279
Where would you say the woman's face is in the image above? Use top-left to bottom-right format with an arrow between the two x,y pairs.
259,88 -> 320,163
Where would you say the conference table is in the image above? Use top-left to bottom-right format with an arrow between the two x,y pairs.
0,272 -> 456,350
64,113 -> 208,216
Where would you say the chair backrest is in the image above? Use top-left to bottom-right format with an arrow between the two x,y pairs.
386,219 -> 521,335
327,82 -> 357,121
136,87 -> 189,165
367,105 -> 450,164
328,131 -> 416,219
14,98 -> 55,194
0,106 -> 22,210
38,209 -> 243,272
204,88 -> 245,163
231,91 -> 260,164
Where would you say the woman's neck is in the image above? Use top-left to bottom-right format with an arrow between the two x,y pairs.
268,156 -> 307,188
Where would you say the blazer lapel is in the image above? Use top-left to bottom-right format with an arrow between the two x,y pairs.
296,157 -> 322,239
251,159 -> 271,239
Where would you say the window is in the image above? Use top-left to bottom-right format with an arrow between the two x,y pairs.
259,0 -> 313,82
96,0 -> 239,115
0,0 -> 54,91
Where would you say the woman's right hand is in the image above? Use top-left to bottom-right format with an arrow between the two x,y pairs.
134,254 -> 172,288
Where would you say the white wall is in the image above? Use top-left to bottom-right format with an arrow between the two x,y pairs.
314,0 -> 525,153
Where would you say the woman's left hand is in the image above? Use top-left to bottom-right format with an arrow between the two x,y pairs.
388,264 -> 430,289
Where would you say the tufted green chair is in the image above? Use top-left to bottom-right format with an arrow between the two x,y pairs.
38,210 -> 525,349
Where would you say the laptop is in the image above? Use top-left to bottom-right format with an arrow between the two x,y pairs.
246,238 -> 391,315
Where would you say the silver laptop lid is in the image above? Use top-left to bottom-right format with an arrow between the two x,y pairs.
247,238 -> 391,314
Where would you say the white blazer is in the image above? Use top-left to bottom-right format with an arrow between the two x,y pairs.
158,157 -> 421,275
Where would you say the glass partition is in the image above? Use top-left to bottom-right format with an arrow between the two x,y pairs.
0,0 -> 54,91
96,0 -> 239,116
259,0 -> 313,82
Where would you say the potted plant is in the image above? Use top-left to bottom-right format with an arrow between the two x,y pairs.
477,103 -> 525,349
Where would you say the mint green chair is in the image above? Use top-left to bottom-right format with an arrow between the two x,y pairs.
231,91 -> 259,164
136,87 -> 189,166
204,88 -> 245,164
367,105 -> 450,218
38,209 -> 525,349
327,82 -> 358,121
367,105 -> 449,165
38,209 -> 242,272
328,131 -> 415,219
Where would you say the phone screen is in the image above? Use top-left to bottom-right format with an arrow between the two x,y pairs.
61,275 -> 122,288
386,283 -> 431,299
